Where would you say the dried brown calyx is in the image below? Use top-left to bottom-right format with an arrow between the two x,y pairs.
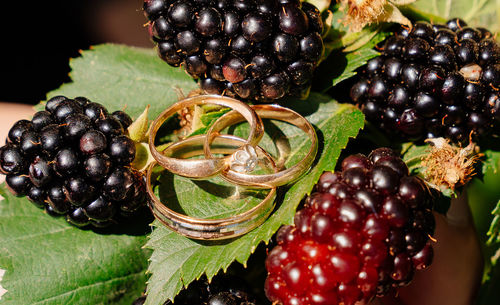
175,88 -> 204,139
421,138 -> 482,191
338,0 -> 415,31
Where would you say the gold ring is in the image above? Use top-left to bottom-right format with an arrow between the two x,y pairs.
149,95 -> 264,179
203,104 -> 318,188
146,134 -> 277,240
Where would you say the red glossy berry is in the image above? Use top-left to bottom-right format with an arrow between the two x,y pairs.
331,229 -> 361,254
357,266 -> 379,295
264,276 -> 288,303
310,214 -> 336,243
381,196 -> 409,228
282,262 -> 310,295
338,199 -> 365,229
360,239 -> 388,265
392,253 -> 413,282
343,167 -> 369,189
309,192 -> 339,219
265,148 -> 434,305
328,252 -> 360,283
276,225 -> 300,246
266,246 -> 292,274
412,243 -> 434,270
316,171 -> 341,192
308,290 -> 338,305
342,154 -> 372,171
362,215 -> 390,241
338,283 -> 362,305
310,262 -> 338,291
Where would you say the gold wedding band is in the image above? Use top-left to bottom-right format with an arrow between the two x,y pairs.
203,104 -> 318,188
146,134 -> 277,240
146,95 -> 317,240
148,95 -> 264,179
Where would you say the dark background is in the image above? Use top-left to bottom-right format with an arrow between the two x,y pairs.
0,0 -> 151,105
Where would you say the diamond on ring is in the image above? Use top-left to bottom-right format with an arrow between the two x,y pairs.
230,145 -> 258,173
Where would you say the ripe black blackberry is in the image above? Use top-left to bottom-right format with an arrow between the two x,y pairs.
143,0 -> 324,101
0,96 -> 146,228
350,19 -> 500,143
132,275 -> 259,305
265,148 -> 434,305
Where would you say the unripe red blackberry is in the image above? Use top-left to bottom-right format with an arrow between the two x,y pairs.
0,96 -> 146,228
350,19 -> 500,143
265,148 -> 434,305
143,0 -> 324,101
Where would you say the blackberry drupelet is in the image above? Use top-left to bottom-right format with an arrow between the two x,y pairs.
143,0 -> 324,101
265,148 -> 434,305
0,96 -> 146,228
132,275 -> 258,305
350,19 -> 500,143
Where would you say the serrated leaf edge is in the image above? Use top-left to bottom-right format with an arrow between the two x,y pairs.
143,104 -> 364,305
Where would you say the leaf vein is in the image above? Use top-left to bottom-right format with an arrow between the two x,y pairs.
28,271 -> 145,305
0,227 -> 72,243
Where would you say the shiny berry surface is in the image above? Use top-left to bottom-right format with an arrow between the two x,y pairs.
0,96 -> 146,229
265,148 -> 434,305
143,0 -> 324,101
132,275 -> 258,305
350,19 -> 500,143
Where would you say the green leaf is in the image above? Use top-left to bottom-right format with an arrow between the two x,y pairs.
128,105 -> 151,143
478,247 -> 500,304
189,108 -> 232,137
4,44 -> 199,304
44,44 -> 198,120
401,142 -> 429,175
408,0 -> 500,33
329,47 -> 380,89
483,150 -> 500,175
316,31 -> 388,92
284,3 -> 390,93
0,186 -> 149,305
487,200 -> 500,244
144,94 -> 365,305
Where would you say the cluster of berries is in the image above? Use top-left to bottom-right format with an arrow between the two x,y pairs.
350,19 -> 500,143
143,0 -> 324,101
264,148 -> 435,305
0,96 -> 146,228
133,276 -> 259,305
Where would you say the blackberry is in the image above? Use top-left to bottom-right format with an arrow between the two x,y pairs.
143,0 -> 324,101
5,174 -> 32,196
132,275 -> 258,305
265,148 -> 434,305
350,19 -> 500,143
111,110 -> 134,129
0,96 -> 145,228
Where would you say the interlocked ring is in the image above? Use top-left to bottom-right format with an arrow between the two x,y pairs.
203,104 -> 318,188
146,134 -> 277,240
149,95 -> 264,179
